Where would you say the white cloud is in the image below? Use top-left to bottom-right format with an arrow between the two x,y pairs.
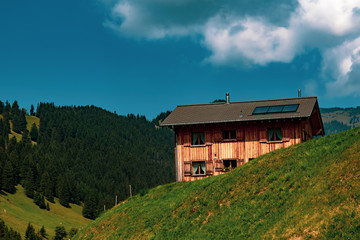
203,16 -> 296,65
104,0 -> 360,97
324,37 -> 360,96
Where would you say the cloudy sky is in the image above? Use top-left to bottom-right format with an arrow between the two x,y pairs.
1,0 -> 360,119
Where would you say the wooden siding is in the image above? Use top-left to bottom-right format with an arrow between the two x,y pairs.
175,119 -> 312,182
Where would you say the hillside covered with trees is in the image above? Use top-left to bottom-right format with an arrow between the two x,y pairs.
0,100 -> 175,221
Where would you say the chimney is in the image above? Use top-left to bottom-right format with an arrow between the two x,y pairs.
226,93 -> 230,104
298,89 -> 301,97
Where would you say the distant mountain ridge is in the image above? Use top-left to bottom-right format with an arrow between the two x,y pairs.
320,106 -> 360,135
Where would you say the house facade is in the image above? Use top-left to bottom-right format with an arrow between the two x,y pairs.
161,95 -> 324,182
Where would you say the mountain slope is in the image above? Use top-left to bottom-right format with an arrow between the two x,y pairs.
0,185 -> 90,238
321,106 -> 360,134
74,127 -> 360,239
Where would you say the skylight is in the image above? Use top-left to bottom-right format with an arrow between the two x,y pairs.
252,104 -> 299,115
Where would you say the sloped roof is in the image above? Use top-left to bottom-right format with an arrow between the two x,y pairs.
161,96 -> 320,126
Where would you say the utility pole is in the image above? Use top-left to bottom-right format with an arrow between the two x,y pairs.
129,184 -> 132,198
115,195 -> 118,206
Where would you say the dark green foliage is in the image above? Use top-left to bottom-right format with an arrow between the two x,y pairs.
54,226 -> 67,240
2,161 -> 16,193
39,226 -> 48,239
0,101 -> 174,219
0,100 -> 4,114
69,228 -> 78,238
24,167 -> 36,199
33,192 -> 46,209
151,110 -> 172,126
25,222 -> 36,240
138,188 -> 149,196
82,193 -> 98,219
324,120 -> 351,135
46,202 -> 50,211
30,105 -> 35,116
39,172 -> 54,202
0,218 -> 22,240
11,102 -> 27,134
30,124 -> 38,142
57,175 -> 70,208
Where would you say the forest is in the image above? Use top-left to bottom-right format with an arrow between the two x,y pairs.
0,100 -> 175,220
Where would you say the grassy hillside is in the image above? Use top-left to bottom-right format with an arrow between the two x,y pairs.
75,127 -> 360,239
0,185 -> 91,238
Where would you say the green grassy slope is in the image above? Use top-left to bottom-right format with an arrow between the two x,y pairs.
0,185 -> 91,238
75,127 -> 360,239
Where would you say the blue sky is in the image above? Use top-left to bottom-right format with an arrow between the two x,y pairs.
1,0 -> 360,119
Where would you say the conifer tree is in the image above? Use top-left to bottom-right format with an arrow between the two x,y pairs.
4,101 -> 11,113
30,105 -> 35,116
21,129 -> 32,147
30,123 -> 38,142
39,226 -> 48,239
82,193 -> 98,219
0,100 -> 3,114
2,161 -> 15,193
57,175 -> 70,207
24,168 -> 36,199
25,222 -> 36,240
54,226 -> 67,240
40,171 -> 54,202
33,192 -> 46,209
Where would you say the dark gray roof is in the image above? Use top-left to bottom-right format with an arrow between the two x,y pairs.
161,96 -> 319,126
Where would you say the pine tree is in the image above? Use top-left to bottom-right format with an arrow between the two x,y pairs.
2,161 -> 15,193
21,129 -> 32,147
30,123 -> 38,142
0,101 -> 3,114
33,192 -> 46,209
54,226 -> 67,240
57,175 -> 70,207
40,171 -> 54,202
24,168 -> 36,199
39,226 -> 48,239
12,108 -> 27,134
30,105 -> 35,116
25,222 -> 36,240
82,193 -> 98,219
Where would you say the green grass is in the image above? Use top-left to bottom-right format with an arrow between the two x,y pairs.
0,185 -> 91,238
75,127 -> 360,239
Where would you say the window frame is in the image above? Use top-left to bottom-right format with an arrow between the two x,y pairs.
192,161 -> 206,176
222,130 -> 236,141
191,132 -> 205,145
268,128 -> 282,142
223,160 -> 237,171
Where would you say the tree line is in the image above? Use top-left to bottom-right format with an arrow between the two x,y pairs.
0,100 -> 175,220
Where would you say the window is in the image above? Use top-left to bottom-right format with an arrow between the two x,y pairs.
223,160 -> 237,171
223,130 -> 236,140
252,104 -> 299,115
193,162 -> 206,175
192,132 -> 205,145
268,128 -> 282,141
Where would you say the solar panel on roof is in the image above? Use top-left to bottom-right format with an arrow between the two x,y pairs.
252,104 -> 299,115
267,105 -> 284,113
252,106 -> 269,114
282,104 -> 299,112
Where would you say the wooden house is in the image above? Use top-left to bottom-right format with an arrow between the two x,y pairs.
161,94 -> 325,182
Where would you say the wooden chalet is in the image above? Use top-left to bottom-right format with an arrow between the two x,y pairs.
161,94 -> 325,182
